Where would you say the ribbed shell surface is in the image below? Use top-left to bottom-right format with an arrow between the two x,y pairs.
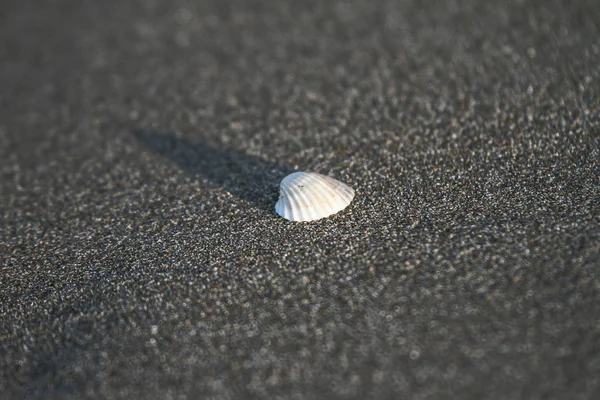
275,172 -> 355,222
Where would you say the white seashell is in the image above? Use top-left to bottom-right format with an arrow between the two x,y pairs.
275,172 -> 355,222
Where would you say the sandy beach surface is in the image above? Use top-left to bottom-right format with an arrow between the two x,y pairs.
1,1 -> 599,398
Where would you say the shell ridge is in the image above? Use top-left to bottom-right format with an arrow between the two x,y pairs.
292,178 -> 312,204
312,181 -> 338,219
288,185 -> 303,221
302,176 -> 334,216
295,183 -> 319,221
320,175 -> 350,208
292,173 -> 322,221
288,184 -> 307,221
340,186 -> 355,202
311,178 -> 340,216
285,185 -> 299,221
306,175 -> 346,218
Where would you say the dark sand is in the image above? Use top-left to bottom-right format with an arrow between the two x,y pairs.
1,0 -> 599,398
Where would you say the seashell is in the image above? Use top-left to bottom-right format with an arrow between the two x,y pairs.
275,172 -> 355,222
